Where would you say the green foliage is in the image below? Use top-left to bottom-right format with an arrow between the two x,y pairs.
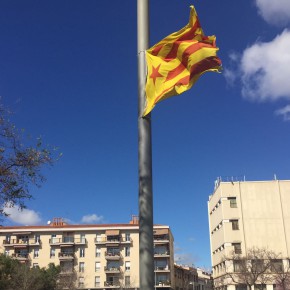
0,101 -> 57,217
39,264 -> 61,290
0,254 -> 61,290
0,254 -> 19,289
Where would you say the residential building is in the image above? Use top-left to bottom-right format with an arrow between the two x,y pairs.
0,216 -> 175,290
174,264 -> 212,290
208,179 -> 290,290
174,264 -> 198,290
196,268 -> 213,290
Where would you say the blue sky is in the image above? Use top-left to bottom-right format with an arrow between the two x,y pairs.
1,0 -> 290,268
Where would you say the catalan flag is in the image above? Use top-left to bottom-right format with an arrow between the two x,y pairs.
143,5 -> 222,116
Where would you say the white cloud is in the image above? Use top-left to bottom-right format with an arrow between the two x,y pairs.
81,214 -> 104,224
275,104 -> 290,121
240,29 -> 290,102
223,68 -> 237,86
4,206 -> 42,225
255,0 -> 290,26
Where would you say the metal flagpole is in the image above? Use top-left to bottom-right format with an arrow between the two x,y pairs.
137,0 -> 154,290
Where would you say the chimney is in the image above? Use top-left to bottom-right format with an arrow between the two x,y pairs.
51,217 -> 67,226
129,215 -> 139,225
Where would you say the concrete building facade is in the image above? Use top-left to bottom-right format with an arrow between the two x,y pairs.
208,179 -> 290,290
0,217 -> 175,290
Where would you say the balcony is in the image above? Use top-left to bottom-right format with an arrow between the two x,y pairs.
59,270 -> 74,276
3,238 -> 41,247
105,251 -> 122,260
12,253 -> 29,262
154,235 -> 170,244
120,237 -> 132,245
104,266 -> 121,274
155,280 -> 171,287
154,251 -> 170,258
3,239 -> 28,247
104,281 -> 120,288
74,238 -> 87,245
58,252 -> 75,261
95,237 -> 121,246
49,237 -> 74,246
155,266 -> 170,272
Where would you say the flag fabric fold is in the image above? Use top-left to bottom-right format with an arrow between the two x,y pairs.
143,5 -> 222,116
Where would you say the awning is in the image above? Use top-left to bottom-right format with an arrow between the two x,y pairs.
154,229 -> 168,235
12,232 -> 32,235
106,230 -> 120,236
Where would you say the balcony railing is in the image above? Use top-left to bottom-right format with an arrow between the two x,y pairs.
155,266 -> 170,272
75,238 -> 87,244
104,281 -> 120,287
95,237 -> 132,245
154,235 -> 170,243
105,252 -> 122,260
59,270 -> 74,275
12,253 -> 29,260
104,266 -> 121,273
154,251 -> 170,257
3,238 -> 41,247
58,252 -> 75,260
95,237 -> 120,244
156,280 -> 171,287
49,237 -> 74,245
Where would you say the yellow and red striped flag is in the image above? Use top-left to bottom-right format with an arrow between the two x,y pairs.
143,5 -> 222,116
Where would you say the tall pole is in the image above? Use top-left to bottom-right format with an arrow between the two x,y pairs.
137,0 -> 154,290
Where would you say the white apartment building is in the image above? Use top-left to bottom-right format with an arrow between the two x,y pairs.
196,268 -> 213,290
208,179 -> 290,290
0,216 -> 175,289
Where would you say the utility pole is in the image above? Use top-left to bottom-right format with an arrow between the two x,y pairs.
137,0 -> 154,290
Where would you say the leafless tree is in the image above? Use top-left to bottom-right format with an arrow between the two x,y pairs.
0,100 -> 57,217
272,259 -> 290,290
224,247 -> 280,290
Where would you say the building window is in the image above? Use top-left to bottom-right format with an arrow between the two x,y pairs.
254,284 -> 266,290
234,260 -> 243,272
229,197 -> 237,208
95,262 -> 100,272
125,233 -> 130,241
4,250 -> 9,256
50,248 -> 55,258
236,285 -> 247,290
5,235 -> 11,243
80,247 -> 85,258
96,247 -> 101,257
95,276 -> 100,287
79,277 -> 84,287
51,234 -> 57,244
233,243 -> 242,254
80,234 -> 86,243
96,234 -> 102,242
79,262 -> 85,273
33,263 -> 39,268
125,246 -> 130,257
252,260 -> 264,272
125,261 -> 130,271
125,276 -> 130,286
35,235 -> 40,243
34,249 -> 39,258
231,220 -> 239,230
271,259 -> 283,272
